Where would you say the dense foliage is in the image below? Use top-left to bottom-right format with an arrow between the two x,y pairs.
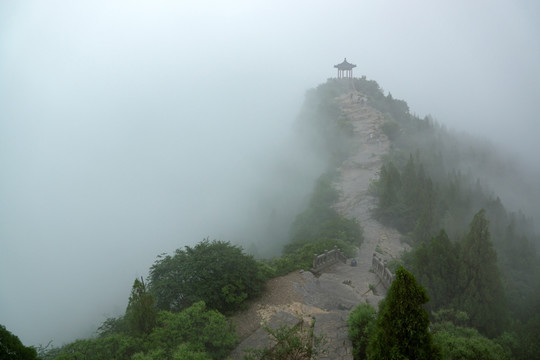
148,239 -> 268,314
141,301 -> 237,359
402,211 -> 509,337
431,310 -> 513,360
125,278 -> 157,336
347,303 -> 376,360
0,324 -> 39,360
41,301 -> 236,360
351,75 -> 540,357
35,76 -> 540,359
367,267 -> 441,360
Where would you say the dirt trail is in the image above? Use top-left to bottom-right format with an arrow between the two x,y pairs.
332,92 -> 409,288
229,91 -> 408,359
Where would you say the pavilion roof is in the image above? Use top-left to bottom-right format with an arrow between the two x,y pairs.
334,58 -> 356,70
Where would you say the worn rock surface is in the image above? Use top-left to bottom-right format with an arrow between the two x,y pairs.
229,90 -> 409,359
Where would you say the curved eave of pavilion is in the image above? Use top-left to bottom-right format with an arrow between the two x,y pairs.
334,58 -> 356,70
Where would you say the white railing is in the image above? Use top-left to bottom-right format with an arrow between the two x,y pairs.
372,253 -> 395,288
311,245 -> 347,273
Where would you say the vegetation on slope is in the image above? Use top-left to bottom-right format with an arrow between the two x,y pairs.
367,267 -> 441,360
36,76 -> 540,359
269,170 -> 363,276
0,324 -> 40,360
148,239 -> 269,314
37,79 -> 363,359
343,75 -> 540,359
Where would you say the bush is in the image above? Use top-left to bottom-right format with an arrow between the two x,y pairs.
348,303 -> 377,360
148,239 -> 268,313
432,323 -> 511,360
271,238 -> 355,276
49,334 -> 139,360
147,302 -> 237,360
244,319 -> 326,360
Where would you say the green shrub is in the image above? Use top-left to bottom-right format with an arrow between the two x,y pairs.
432,323 -> 511,360
148,239 -> 268,313
348,303 -> 377,360
147,302 -> 237,360
271,238 -> 355,276
244,319 -> 326,360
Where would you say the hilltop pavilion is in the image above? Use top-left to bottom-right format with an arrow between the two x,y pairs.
334,58 -> 356,79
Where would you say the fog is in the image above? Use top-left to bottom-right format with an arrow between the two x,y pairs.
1,0 -> 539,347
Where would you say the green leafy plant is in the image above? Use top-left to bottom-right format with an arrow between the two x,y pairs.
148,239 -> 268,313
0,324 -> 39,360
125,277 -> 157,336
348,303 -> 377,360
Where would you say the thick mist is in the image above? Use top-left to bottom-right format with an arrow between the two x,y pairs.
1,0 -> 540,347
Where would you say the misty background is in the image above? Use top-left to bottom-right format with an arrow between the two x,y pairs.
1,0 -> 539,347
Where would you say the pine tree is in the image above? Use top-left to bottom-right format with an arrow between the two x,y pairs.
126,277 -> 157,336
409,230 -> 460,311
457,209 -> 508,337
368,267 -> 441,360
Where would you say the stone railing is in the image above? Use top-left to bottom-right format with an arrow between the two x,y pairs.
311,246 -> 347,273
372,253 -> 395,288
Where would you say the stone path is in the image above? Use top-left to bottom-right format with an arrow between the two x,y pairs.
229,311 -> 302,359
229,91 -> 409,359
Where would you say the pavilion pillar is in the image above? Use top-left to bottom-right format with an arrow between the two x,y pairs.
334,58 -> 356,80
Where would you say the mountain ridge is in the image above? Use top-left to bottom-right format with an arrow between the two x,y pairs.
229,86 -> 408,359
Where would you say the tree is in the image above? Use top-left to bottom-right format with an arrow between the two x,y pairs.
50,333 -> 138,360
368,267 -> 441,360
97,316 -> 128,338
147,302 -> 237,360
406,230 -> 460,311
380,121 -> 400,141
348,303 -> 377,360
432,322 -> 511,360
457,209 -> 508,337
125,277 -> 157,336
378,162 -> 401,211
148,239 -> 267,313
0,324 -> 39,360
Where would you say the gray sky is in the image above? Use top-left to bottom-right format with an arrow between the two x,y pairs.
1,0 -> 539,347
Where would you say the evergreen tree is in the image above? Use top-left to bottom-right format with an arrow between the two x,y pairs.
407,230 -> 460,311
126,277 -> 157,336
379,162 -> 401,211
412,177 -> 435,244
457,209 -> 508,337
348,303 -> 377,360
400,155 -> 418,210
368,267 -> 441,360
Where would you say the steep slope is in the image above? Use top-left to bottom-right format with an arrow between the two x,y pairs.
230,88 -> 408,359
332,91 -> 408,271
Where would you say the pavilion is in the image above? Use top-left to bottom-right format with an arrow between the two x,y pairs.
334,58 -> 356,79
